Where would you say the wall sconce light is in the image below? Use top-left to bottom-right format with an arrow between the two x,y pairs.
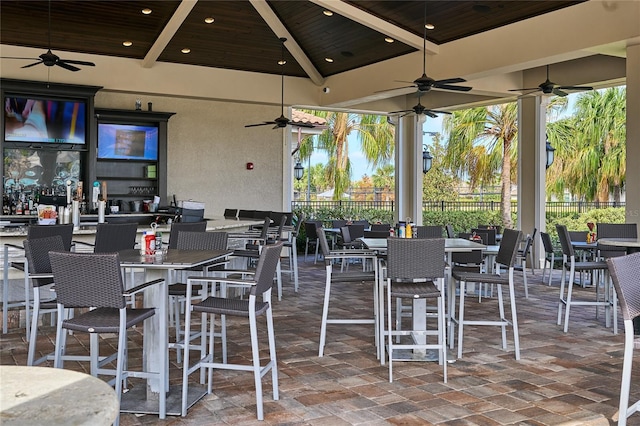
422,145 -> 433,174
294,161 -> 304,181
545,134 -> 555,169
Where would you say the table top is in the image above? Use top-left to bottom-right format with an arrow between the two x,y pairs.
598,237 -> 640,248
571,241 -> 597,249
118,248 -> 232,269
360,237 -> 486,252
0,366 -> 119,426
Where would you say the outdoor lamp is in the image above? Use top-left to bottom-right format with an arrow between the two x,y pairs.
422,145 -> 433,174
294,161 -> 304,180
545,136 -> 555,169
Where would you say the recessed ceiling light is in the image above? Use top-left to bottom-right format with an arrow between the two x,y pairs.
384,37 -> 394,43
325,57 -> 334,63
122,41 -> 133,47
278,60 -> 286,66
204,17 -> 214,24
425,23 -> 435,30
323,10 -> 333,16
181,48 -> 191,54
141,8 -> 152,15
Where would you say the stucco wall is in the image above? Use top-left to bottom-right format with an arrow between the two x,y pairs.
94,91 -> 286,217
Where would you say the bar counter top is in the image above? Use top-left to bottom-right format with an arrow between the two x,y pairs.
0,215 -> 262,237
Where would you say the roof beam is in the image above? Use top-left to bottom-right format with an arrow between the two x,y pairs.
310,0 -> 438,54
142,0 -> 198,68
249,0 -> 324,86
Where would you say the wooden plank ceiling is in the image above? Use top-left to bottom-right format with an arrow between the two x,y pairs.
0,1 -> 583,79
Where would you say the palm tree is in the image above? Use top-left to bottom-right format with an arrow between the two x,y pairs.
300,111 -> 394,200
443,103 -> 518,227
549,87 -> 626,202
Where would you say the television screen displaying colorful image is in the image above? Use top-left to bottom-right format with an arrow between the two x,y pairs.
97,123 -> 159,160
4,96 -> 87,144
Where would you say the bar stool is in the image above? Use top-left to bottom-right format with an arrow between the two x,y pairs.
606,252 -> 640,426
450,229 -> 523,360
181,243 -> 283,420
385,238 -> 447,383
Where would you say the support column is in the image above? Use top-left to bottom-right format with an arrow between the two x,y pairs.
517,96 -> 547,268
626,43 -> 640,227
395,115 -> 423,225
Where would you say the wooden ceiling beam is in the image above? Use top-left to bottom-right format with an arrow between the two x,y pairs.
310,0 -> 439,54
142,0 -> 198,69
250,0 -> 324,85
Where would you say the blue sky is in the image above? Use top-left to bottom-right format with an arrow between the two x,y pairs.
308,93 -> 579,181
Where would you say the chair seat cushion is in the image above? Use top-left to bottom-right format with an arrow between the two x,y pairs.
62,307 -> 155,333
566,261 -> 608,271
452,271 -> 510,285
330,270 -> 376,283
389,281 -> 440,298
168,283 -> 203,296
193,296 -> 269,317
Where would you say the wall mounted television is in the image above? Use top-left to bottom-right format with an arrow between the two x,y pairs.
3,96 -> 87,144
97,122 -> 159,161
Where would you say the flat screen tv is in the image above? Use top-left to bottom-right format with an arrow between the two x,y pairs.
97,122 -> 159,161
3,96 -> 87,144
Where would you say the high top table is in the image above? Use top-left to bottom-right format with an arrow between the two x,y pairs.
598,237 -> 640,254
117,248 -> 232,418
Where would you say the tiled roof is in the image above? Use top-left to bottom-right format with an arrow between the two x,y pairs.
291,109 -> 327,126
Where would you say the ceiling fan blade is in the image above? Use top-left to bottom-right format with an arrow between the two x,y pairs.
428,109 -> 452,115
552,88 -> 569,97
1,56 -> 41,60
56,61 -> 81,72
375,85 -> 415,94
292,122 -> 316,128
424,110 -> 438,118
21,61 -> 43,69
433,77 -> 466,85
508,87 -> 540,92
400,111 -> 414,118
433,83 -> 472,92
559,85 -> 593,91
61,59 -> 96,66
245,122 -> 275,128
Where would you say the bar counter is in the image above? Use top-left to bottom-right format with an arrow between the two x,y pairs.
1,215 -> 262,279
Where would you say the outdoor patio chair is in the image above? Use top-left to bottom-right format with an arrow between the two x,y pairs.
450,228 -> 523,360
317,227 -> 379,357
223,208 -> 238,219
556,224 -> 613,333
385,237 -> 447,383
597,223 -> 638,259
3,223 -> 74,339
49,251 -> 162,426
74,222 -> 138,253
445,224 -> 455,238
540,231 -> 557,286
606,252 -> 640,426
370,223 -> 391,232
415,225 -> 444,238
514,233 -> 534,298
168,221 -> 208,249
180,243 -> 283,420
304,220 -> 322,263
23,235 -> 66,366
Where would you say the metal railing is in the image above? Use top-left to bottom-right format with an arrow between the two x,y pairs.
292,200 -> 624,214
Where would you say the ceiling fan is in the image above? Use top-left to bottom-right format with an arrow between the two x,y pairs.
509,65 -> 593,97
1,0 -> 95,72
378,3 -> 472,94
245,37 -> 315,130
389,94 -> 452,118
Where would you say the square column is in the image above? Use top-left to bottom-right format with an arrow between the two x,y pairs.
517,96 -> 547,268
626,43 -> 640,227
395,115 -> 424,225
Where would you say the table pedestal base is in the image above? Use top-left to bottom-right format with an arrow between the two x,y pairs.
120,384 -> 207,416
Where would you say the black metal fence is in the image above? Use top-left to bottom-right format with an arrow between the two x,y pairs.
292,200 -> 624,215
